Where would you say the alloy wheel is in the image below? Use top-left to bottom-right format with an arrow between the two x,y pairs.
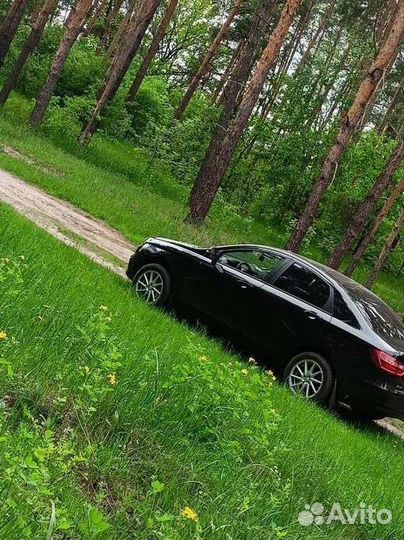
287,359 -> 324,399
135,269 -> 164,304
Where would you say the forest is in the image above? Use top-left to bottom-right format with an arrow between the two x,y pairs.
0,1 -> 404,539
0,0 -> 403,289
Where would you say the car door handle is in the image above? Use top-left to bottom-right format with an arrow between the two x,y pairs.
304,310 -> 318,320
237,280 -> 250,289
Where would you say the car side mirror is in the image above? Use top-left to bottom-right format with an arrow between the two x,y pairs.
206,247 -> 218,262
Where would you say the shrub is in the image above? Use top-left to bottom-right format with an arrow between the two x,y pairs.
42,98 -> 82,149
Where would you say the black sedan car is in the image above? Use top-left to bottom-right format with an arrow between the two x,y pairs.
127,237 -> 404,420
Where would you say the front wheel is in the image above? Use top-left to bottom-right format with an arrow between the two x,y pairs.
132,263 -> 171,307
283,352 -> 334,404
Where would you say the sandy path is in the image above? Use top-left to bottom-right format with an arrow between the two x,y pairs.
0,169 -> 135,278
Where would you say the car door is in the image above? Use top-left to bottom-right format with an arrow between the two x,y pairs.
211,248 -> 288,335
251,261 -> 334,362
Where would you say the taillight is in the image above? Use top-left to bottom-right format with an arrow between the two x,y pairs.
371,349 -> 404,377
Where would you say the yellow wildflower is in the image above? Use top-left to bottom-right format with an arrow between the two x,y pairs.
108,373 -> 117,385
84,365 -> 90,374
181,506 -> 199,522
0,331 -> 7,341
199,355 -> 209,363
241,368 -> 248,376
99,305 -> 108,311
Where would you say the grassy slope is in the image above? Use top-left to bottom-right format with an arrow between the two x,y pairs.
0,203 -> 403,540
0,93 -> 402,313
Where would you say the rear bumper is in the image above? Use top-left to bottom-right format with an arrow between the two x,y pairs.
338,376 -> 404,420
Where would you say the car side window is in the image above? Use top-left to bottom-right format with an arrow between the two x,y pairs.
217,250 -> 285,282
273,262 -> 330,309
333,289 -> 359,328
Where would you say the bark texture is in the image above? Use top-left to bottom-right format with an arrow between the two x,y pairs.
346,177 -> 404,277
30,0 -> 93,127
97,0 -> 127,54
365,209 -> 404,288
187,0 -> 301,224
80,0 -> 160,144
0,0 -> 30,68
0,0 -> 57,106
126,0 -> 178,102
286,0 -> 404,252
328,130 -> 404,269
174,0 -> 243,120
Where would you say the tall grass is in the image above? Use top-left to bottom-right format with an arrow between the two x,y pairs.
0,203 -> 402,539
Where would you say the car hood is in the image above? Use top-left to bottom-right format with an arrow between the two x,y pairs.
152,237 -> 207,254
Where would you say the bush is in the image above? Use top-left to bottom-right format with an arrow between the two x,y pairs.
42,98 -> 83,149
56,38 -> 107,98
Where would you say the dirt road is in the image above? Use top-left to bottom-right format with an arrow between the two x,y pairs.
0,169 -> 135,278
0,168 -> 402,440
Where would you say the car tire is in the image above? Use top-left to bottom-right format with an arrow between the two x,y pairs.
283,352 -> 334,404
132,263 -> 171,307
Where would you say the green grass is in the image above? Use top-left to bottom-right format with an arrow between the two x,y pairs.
0,92 -> 402,314
1,203 -> 403,540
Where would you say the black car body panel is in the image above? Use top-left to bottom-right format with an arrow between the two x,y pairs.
127,237 -> 404,420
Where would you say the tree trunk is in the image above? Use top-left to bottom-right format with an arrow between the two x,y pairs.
97,0 -> 126,53
346,177 -> 404,277
79,0 -> 160,145
174,0 -> 243,120
286,0 -> 404,252
0,0 -> 57,106
219,0 -> 275,114
105,0 -> 138,58
305,40 -> 352,130
296,0 -> 335,73
187,0 -> 301,224
126,0 -> 178,102
82,0 -> 108,37
194,0 -> 275,190
211,41 -> 242,104
0,0 -> 30,68
328,129 -> 404,269
378,84 -> 402,134
365,209 -> 404,288
29,0 -> 93,127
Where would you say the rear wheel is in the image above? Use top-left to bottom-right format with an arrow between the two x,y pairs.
132,263 -> 171,307
283,352 -> 334,404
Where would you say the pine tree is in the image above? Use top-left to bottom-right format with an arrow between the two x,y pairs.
174,0 -> 243,120
30,0 -> 93,127
187,0 -> 301,224
0,0 -> 57,106
346,177 -> 404,277
328,128 -> 404,269
126,0 -> 179,102
365,208 -> 404,288
0,0 -> 30,68
286,0 -> 404,252
79,0 -> 160,144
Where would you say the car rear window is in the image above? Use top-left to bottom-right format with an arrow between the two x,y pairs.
345,284 -> 404,342
274,262 -> 331,309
